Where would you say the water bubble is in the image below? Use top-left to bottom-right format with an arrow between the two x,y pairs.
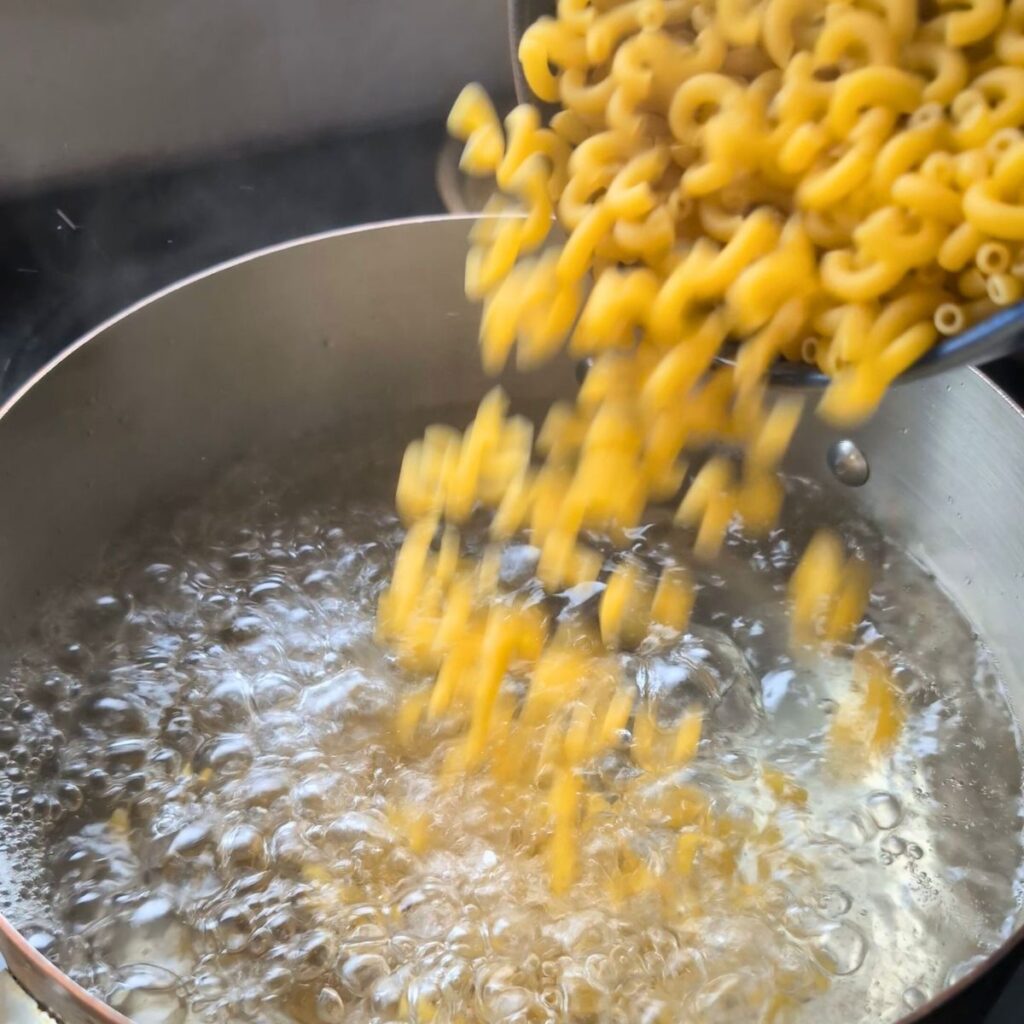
24,926 -> 58,955
288,929 -> 338,981
326,811 -> 396,850
104,738 -> 149,771
301,668 -> 395,726
316,986 -> 346,1022
252,672 -> 300,712
945,954 -> 987,987
201,677 -> 254,727
340,953 -> 390,996
79,695 -> 145,734
216,905 -> 252,954
880,834 -> 906,857
815,885 -> 852,918
480,969 -> 534,1018
85,768 -> 111,794
194,734 -> 254,776
809,920 -> 868,976
107,964 -> 185,1024
31,793 -> 61,820
34,674 -> 72,706
51,700 -> 76,729
368,968 -> 409,1015
643,627 -> 764,734
866,792 -> 903,830
161,713 -> 197,756
217,825 -> 267,870
131,896 -> 174,930
67,888 -> 106,923
56,781 -> 84,812
235,767 -> 289,807
719,750 -> 755,780
903,985 -> 928,1008
167,822 -> 213,859
692,972 -> 764,1020
13,701 -> 35,722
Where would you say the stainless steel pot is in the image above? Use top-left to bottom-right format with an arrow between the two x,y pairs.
0,216 -> 1021,1022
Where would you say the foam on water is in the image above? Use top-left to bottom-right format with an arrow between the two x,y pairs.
0,432 -> 1021,1024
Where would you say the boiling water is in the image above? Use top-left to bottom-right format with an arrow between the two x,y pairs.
0,432 -> 1021,1024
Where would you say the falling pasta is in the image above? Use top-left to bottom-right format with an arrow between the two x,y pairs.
374,0 -> 1024,897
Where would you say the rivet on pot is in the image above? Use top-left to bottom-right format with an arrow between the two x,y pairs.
827,439 -> 870,487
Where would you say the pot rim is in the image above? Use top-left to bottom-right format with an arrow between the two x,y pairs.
0,213 -> 1020,1023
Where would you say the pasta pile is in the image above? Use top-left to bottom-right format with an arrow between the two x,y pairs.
372,0 -> 1024,894
467,0 -> 1024,428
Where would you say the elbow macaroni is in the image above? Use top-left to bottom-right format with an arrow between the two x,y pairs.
375,0 -> 1024,897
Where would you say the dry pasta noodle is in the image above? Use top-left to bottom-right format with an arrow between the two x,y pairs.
374,0 -> 1024,902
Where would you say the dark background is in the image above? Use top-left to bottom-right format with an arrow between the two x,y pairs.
0,120 -> 449,397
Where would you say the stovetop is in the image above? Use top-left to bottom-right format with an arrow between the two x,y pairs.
0,119 -> 446,399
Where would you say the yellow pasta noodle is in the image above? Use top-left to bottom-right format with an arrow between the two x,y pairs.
377,0 -> 1024,907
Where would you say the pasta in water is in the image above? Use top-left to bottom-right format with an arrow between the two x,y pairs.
379,0 -> 1022,990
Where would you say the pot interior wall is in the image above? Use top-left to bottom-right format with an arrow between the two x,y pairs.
0,219 -> 1020,710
